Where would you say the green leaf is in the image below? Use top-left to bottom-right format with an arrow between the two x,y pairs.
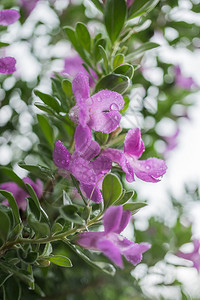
0,167 -> 26,190
90,0 -> 104,12
102,173 -> 123,208
115,190 -> 135,205
95,73 -> 129,94
0,210 -> 10,242
113,53 -> 124,69
0,190 -> 21,224
41,243 -> 53,257
128,0 -> 160,19
123,202 -> 147,214
49,255 -> 72,267
0,42 -> 9,48
94,38 -> 106,62
18,249 -> 38,264
61,205 -> 85,225
34,90 -> 62,113
18,163 -> 54,180
94,132 -> 109,145
25,183 -> 49,223
27,214 -> 50,237
62,79 -> 73,99
8,223 -> 23,241
76,22 -> 91,52
98,45 -> 109,72
120,95 -> 130,114
104,0 -> 127,43
125,42 -> 159,61
34,103 -> 55,116
37,114 -> 54,149
3,276 -> 21,300
114,63 -> 134,79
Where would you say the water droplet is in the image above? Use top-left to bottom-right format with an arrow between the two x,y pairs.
146,165 -> 150,170
97,97 -> 102,102
110,103 -> 119,111
114,116 -> 118,120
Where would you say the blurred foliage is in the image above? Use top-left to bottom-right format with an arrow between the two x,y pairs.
0,0 -> 200,299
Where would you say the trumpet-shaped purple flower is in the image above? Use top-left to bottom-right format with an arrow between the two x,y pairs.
69,72 -> 124,134
103,128 -> 167,183
175,66 -> 198,90
61,55 -> 97,87
0,57 -> 16,74
77,205 -> 151,268
53,125 -> 112,203
0,177 -> 43,211
0,9 -> 20,26
177,240 -> 200,272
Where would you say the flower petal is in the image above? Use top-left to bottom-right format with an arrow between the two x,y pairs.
74,124 -> 92,153
103,206 -> 123,234
81,183 -> 103,203
124,128 -> 145,158
90,155 -> 112,176
82,140 -> 101,160
0,57 -> 16,74
97,239 -> 123,268
53,140 -> 71,170
102,149 -> 134,182
72,72 -> 90,103
123,242 -> 151,266
0,9 -> 20,26
69,153 -> 96,184
88,111 -> 122,133
77,231 -> 104,250
132,157 -> 167,182
90,90 -> 124,112
115,210 -> 132,234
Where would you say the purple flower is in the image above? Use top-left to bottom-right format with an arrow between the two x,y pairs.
53,125 -> 112,203
19,0 -> 39,16
0,57 -> 16,74
0,177 -> 43,211
69,72 -> 124,134
177,240 -> 200,272
0,9 -> 20,26
175,66 -> 198,90
103,128 -> 167,183
127,0 -> 134,7
77,205 -> 151,268
60,55 -> 98,88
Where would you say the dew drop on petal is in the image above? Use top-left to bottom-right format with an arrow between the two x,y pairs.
110,103 -> 119,111
146,165 -> 150,170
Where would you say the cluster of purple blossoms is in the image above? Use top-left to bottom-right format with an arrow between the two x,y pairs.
0,177 -> 43,210
0,9 -> 20,74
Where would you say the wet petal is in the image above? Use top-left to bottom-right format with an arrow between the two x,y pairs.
115,210 -> 132,234
77,231 -> 104,250
90,155 -> 112,176
123,243 -> 151,266
97,239 -> 123,268
74,124 -> 92,153
82,140 -> 101,160
124,128 -> 145,158
69,153 -> 96,184
132,157 -> 167,183
0,57 -> 16,74
53,140 -> 71,170
103,206 -> 123,234
81,183 -> 103,203
0,9 -> 20,26
90,90 -> 124,112
88,111 -> 122,133
72,72 -> 90,103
